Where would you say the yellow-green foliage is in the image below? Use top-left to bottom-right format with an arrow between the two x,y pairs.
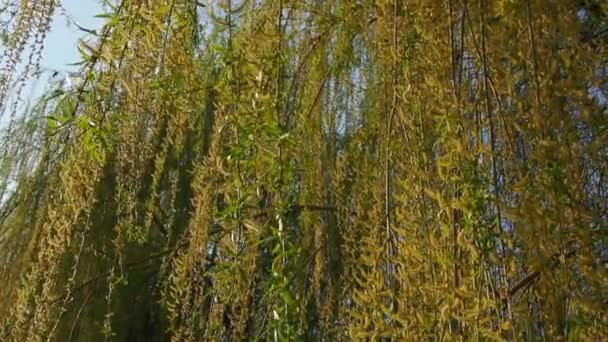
0,0 -> 606,340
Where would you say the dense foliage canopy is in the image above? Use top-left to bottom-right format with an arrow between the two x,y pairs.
0,0 -> 606,340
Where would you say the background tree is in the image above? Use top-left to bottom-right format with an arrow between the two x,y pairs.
0,0 -> 606,341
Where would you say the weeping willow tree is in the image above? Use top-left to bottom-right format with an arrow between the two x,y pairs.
0,0 -> 606,340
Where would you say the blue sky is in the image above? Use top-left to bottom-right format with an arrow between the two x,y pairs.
44,0 -> 104,72
3,0 -> 104,115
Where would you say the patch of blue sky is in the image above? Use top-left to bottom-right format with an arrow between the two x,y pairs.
0,0 -> 104,124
